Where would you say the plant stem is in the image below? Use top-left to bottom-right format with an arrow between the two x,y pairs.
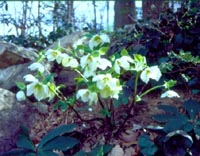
133,72 -> 140,104
139,85 -> 164,98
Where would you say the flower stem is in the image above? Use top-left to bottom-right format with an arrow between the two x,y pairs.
139,85 -> 164,98
133,71 -> 140,105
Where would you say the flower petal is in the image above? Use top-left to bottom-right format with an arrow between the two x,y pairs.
16,91 -> 26,101
24,74 -> 38,82
161,90 -> 180,98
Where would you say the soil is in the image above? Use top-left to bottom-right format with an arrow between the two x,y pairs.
29,88 -> 198,155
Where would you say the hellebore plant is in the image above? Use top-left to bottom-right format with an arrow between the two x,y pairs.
16,33 -> 179,136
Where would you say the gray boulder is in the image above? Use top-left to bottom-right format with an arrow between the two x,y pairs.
0,41 -> 38,68
46,31 -> 84,50
0,62 -> 34,90
0,41 -> 38,90
0,88 -> 38,152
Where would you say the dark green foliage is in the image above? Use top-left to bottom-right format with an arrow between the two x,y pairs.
1,124 -> 79,156
108,2 -> 200,92
146,99 -> 200,156
38,124 -> 77,147
138,134 -> 158,156
0,28 -> 70,51
152,100 -> 200,134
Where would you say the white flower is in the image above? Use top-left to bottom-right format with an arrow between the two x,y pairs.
80,54 -> 99,77
81,54 -> 98,69
73,36 -> 88,49
114,56 -> 134,74
97,58 -> 112,70
26,81 -> 49,101
16,91 -> 26,101
161,90 -> 180,98
28,62 -> 45,73
24,74 -> 38,82
45,49 -> 62,64
61,53 -> 79,68
140,66 -> 162,84
89,34 -> 110,50
133,54 -> 147,71
76,89 -> 98,105
92,74 -> 122,99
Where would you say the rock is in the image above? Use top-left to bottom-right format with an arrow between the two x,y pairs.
0,62 -> 35,90
55,69 -> 78,95
46,31 -> 84,50
0,41 -> 38,68
0,41 -> 39,90
0,88 -> 38,152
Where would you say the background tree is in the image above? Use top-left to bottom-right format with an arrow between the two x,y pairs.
114,0 -> 135,29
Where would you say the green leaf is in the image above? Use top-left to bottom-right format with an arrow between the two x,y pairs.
100,109 -> 111,117
164,80 -> 177,89
192,89 -> 200,95
42,136 -> 79,151
120,48 -> 128,56
99,47 -> 109,55
194,119 -> 200,137
38,124 -> 76,148
53,100 -> 68,111
90,145 -> 104,156
183,99 -> 200,120
91,51 -> 99,57
43,74 -> 54,84
138,134 -> 158,156
164,118 -> 187,133
37,150 -> 59,156
133,54 -> 146,63
157,105 -> 178,114
15,82 -> 26,90
16,135 -> 35,151
152,114 -> 176,123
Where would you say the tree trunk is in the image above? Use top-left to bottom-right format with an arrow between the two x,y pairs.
114,0 -> 135,29
93,0 -> 97,30
66,1 -> 74,26
21,1 -> 28,37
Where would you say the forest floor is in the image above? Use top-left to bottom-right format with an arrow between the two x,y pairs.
30,87 -> 198,155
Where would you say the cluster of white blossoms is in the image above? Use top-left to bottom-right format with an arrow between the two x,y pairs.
16,33 -> 180,104
16,62 -> 58,101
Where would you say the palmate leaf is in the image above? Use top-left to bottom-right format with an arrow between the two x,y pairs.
152,114 -> 176,123
183,99 -> 200,120
37,150 -> 59,156
157,105 -> 178,114
163,118 -> 189,133
38,124 -> 76,148
0,149 -> 35,156
152,105 -> 181,123
138,134 -> 158,156
41,136 -> 79,151
16,135 -> 35,151
16,126 -> 35,151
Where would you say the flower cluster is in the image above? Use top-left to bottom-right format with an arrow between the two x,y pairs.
16,33 -> 179,106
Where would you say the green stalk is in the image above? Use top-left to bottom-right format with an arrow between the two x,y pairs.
133,71 -> 140,104
139,84 -> 164,98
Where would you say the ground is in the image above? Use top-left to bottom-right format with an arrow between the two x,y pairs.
30,88 -> 197,155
